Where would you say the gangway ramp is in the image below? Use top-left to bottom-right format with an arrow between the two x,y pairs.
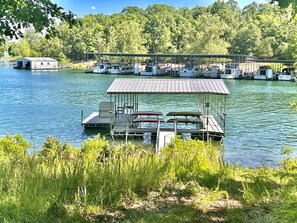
156,130 -> 176,153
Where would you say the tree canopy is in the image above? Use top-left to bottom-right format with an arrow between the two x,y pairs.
0,0 -> 75,41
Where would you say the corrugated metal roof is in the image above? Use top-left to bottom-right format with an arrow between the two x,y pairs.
17,57 -> 57,62
107,78 -> 230,95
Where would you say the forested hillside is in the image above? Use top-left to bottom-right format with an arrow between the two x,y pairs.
5,1 -> 297,62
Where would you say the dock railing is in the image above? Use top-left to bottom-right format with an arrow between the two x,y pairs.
210,104 -> 225,131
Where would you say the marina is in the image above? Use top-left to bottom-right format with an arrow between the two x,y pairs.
85,53 -> 297,81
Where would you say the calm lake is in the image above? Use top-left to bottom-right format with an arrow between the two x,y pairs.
1,66 -> 296,166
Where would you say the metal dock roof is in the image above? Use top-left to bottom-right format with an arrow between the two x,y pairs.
107,78 -> 230,95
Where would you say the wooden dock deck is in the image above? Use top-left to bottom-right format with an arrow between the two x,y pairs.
200,115 -> 223,134
82,112 -> 111,128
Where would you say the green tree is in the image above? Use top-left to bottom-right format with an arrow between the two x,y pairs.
256,4 -> 290,58
0,0 -> 75,41
191,6 -> 207,19
0,42 -> 5,57
144,5 -> 178,53
144,14 -> 174,53
8,39 -> 31,57
270,0 -> 297,12
191,13 -> 230,54
208,0 -> 243,43
40,37 -> 66,61
284,27 -> 297,59
230,23 -> 261,55
105,14 -> 147,53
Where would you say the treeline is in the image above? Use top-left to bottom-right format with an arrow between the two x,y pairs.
6,1 -> 297,62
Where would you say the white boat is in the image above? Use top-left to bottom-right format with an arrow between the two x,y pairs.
109,64 -> 133,74
253,66 -> 273,80
278,67 -> 294,81
179,64 -> 200,77
140,62 -> 166,76
220,63 -> 241,79
93,63 -> 112,74
202,66 -> 220,78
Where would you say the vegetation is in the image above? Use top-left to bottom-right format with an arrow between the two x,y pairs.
1,133 -> 297,222
0,0 -> 75,41
2,0 -> 297,62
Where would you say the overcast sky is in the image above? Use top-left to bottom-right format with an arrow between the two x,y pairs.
51,0 -> 269,17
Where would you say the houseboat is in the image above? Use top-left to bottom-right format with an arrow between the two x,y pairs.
253,66 -> 273,80
93,62 -> 112,74
109,64 -> 133,74
220,63 -> 241,79
140,62 -> 166,76
201,65 -> 220,78
179,64 -> 200,77
278,67 -> 294,81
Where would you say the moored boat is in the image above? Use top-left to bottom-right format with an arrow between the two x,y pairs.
93,62 -> 112,74
140,62 -> 167,76
179,64 -> 200,78
109,64 -> 133,75
253,66 -> 274,80
278,67 -> 295,81
220,63 -> 241,79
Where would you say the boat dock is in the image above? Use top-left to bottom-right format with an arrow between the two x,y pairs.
85,52 -> 296,81
82,78 -> 230,148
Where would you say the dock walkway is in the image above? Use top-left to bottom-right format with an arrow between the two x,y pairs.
200,115 -> 224,140
157,131 -> 175,151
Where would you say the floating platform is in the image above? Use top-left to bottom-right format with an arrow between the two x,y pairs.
82,112 -> 110,128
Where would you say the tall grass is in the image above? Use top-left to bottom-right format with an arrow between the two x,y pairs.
0,134 -> 297,222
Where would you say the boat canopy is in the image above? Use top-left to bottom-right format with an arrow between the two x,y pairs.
107,78 -> 230,95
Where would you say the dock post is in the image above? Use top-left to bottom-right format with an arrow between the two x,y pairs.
125,125 -> 128,144
206,102 -> 210,142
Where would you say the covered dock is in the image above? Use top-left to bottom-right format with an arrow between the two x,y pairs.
109,78 -> 229,145
82,78 -> 230,149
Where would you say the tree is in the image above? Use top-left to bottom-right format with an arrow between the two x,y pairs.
208,0 -> 243,43
270,0 -> 297,12
230,23 -> 261,56
106,14 -> 147,53
144,14 -> 175,53
0,0 -> 75,41
191,13 -> 230,54
284,28 -> 297,59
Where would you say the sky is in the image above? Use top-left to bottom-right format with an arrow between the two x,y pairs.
51,0 -> 268,17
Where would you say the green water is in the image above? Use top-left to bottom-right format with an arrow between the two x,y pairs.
0,66 -> 296,165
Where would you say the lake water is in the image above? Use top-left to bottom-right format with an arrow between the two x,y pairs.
0,66 -> 296,166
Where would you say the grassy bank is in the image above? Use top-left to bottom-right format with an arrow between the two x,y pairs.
0,134 -> 297,222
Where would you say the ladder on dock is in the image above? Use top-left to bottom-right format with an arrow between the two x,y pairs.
155,120 -> 175,154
